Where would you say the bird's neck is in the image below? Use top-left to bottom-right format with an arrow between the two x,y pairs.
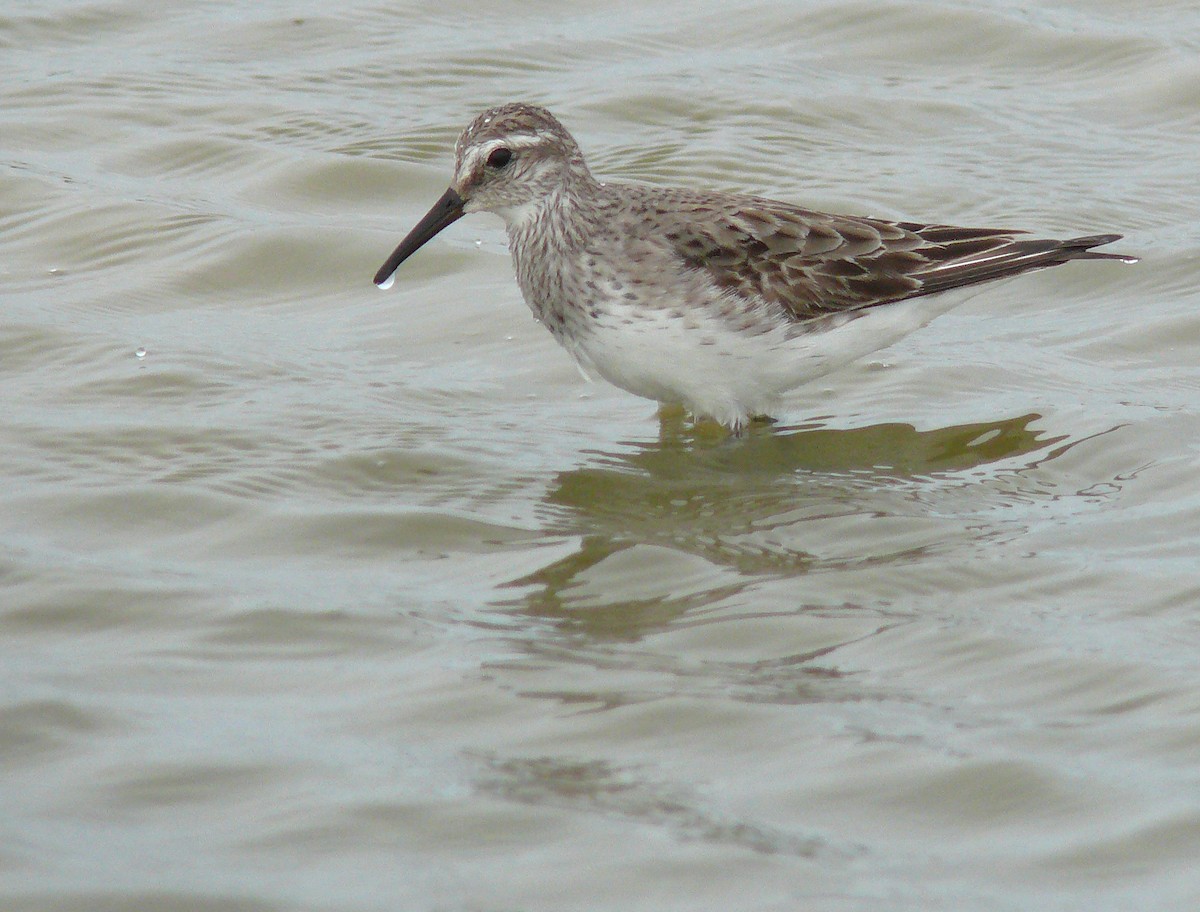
505,172 -> 604,333
506,171 -> 600,253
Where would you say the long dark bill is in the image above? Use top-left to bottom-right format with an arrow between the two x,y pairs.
374,187 -> 465,288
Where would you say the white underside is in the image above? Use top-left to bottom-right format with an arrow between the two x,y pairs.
561,286 -> 989,428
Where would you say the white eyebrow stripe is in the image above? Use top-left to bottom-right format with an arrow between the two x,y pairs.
485,133 -> 545,150
463,133 -> 545,170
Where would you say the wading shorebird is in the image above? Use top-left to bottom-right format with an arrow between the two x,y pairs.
375,103 -> 1136,430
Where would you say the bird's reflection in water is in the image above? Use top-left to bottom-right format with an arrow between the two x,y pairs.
494,412 -> 1073,640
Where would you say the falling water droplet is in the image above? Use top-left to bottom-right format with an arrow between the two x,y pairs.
135,348 -> 147,359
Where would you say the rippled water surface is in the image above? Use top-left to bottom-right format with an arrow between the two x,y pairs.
4,1 -> 1200,910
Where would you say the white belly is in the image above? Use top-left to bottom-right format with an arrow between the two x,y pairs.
562,286 -> 987,428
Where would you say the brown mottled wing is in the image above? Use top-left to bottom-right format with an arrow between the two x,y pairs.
651,190 -> 1131,322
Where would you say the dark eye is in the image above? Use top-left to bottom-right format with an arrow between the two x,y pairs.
486,147 -> 513,169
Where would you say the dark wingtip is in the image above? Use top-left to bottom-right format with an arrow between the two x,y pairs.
1067,233 -> 1139,264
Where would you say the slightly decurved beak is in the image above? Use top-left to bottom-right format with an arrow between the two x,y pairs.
373,187 -> 465,288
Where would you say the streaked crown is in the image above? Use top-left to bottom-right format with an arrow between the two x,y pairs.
451,103 -> 592,219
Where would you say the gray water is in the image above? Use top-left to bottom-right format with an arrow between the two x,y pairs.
3,1 -> 1200,910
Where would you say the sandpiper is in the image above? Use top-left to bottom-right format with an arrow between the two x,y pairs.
374,103 -> 1136,429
